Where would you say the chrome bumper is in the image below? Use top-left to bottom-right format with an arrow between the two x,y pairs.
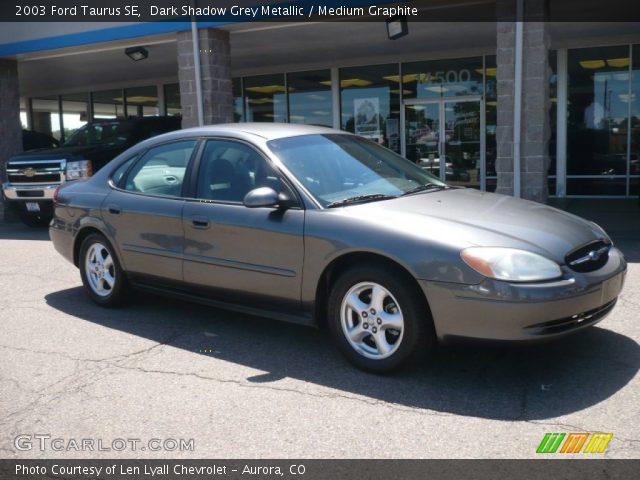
2,182 -> 58,201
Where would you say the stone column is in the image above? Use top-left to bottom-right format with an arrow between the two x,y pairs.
0,59 -> 23,222
177,27 -> 234,128
496,9 -> 551,202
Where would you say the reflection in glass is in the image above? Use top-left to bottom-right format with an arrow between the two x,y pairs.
244,74 -> 286,122
340,64 -> 400,152
567,46 -> 630,179
93,89 -> 124,119
233,78 -> 243,122
402,57 -> 483,100
444,100 -> 481,188
405,103 -> 440,173
125,86 -> 159,117
61,92 -> 89,138
287,70 -> 332,127
32,96 -> 62,140
164,84 -> 181,116
485,55 -> 497,179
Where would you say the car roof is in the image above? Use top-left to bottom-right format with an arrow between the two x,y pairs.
178,122 -> 347,141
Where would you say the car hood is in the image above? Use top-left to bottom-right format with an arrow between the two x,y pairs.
341,188 -> 607,263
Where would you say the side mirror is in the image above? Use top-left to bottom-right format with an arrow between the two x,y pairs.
243,187 -> 292,209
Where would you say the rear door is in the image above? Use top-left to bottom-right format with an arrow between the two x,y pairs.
181,138 -> 305,310
103,139 -> 199,282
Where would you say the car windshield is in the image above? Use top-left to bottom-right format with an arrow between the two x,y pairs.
267,134 -> 447,207
63,120 -> 136,147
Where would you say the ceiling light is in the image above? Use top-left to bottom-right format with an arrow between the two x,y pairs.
244,85 -> 288,94
607,58 -> 630,68
125,46 -> 148,61
386,16 -> 408,40
579,60 -> 605,69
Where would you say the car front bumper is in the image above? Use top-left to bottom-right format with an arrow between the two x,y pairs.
420,246 -> 627,342
2,182 -> 57,201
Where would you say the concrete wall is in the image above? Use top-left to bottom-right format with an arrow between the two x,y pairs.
177,28 -> 234,128
496,7 -> 551,203
0,59 -> 23,222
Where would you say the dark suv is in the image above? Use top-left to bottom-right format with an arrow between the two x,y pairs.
3,116 -> 181,226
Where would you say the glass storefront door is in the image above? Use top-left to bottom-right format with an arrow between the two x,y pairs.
403,97 -> 483,189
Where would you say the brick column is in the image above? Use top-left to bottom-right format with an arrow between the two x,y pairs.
0,59 -> 22,222
496,16 -> 551,202
177,27 -> 233,128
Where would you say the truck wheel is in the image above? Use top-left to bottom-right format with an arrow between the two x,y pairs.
18,211 -> 51,228
79,233 -> 127,307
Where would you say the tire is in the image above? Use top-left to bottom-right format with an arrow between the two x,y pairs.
18,211 -> 52,228
327,265 -> 435,373
79,233 -> 127,307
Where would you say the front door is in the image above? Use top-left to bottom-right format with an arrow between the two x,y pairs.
182,138 -> 304,311
403,97 -> 484,189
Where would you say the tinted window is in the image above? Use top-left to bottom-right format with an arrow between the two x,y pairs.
64,121 -> 136,147
196,140 -> 280,202
124,140 -> 197,197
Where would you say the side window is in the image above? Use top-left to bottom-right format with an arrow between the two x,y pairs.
111,156 -> 136,186
196,140 -> 282,202
124,140 -> 197,197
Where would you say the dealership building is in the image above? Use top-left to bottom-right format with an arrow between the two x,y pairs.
1,0 -> 639,221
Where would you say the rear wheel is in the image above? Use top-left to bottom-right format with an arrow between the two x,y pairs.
79,233 -> 127,307
327,265 -> 435,373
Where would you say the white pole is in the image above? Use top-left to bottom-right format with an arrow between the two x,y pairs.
513,0 -> 524,198
191,11 -> 204,127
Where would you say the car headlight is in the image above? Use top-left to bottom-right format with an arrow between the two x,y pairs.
461,247 -> 562,282
65,160 -> 92,180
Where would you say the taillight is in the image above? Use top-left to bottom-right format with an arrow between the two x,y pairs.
53,185 -> 63,205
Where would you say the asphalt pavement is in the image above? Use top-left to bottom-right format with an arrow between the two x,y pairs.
0,205 -> 638,458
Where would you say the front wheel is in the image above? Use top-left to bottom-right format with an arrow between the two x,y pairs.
79,233 -> 127,307
327,265 -> 435,373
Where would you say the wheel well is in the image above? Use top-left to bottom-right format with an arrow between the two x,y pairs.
314,252 -> 430,329
73,227 -> 104,267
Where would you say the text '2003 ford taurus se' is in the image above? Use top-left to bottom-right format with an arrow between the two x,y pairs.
49,124 -> 627,372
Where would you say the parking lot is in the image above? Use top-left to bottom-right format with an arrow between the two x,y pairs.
0,200 -> 638,459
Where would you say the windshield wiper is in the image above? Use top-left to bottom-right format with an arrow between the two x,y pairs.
401,183 -> 447,196
326,193 -> 398,208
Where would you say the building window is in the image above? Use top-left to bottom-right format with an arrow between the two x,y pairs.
402,57 -> 484,100
566,45 -> 630,196
20,98 -> 28,129
339,63 -> 400,152
485,55 -> 497,191
31,96 -> 62,140
164,84 -> 181,116
93,89 -> 125,119
287,70 -> 332,127
61,93 -> 89,138
244,74 -> 287,122
125,86 -> 159,117
233,78 -> 243,122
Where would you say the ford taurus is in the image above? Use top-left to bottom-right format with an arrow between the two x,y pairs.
49,124 -> 627,372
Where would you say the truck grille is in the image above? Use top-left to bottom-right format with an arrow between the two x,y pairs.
6,160 -> 65,185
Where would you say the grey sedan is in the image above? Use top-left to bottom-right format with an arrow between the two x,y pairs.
49,124 -> 627,372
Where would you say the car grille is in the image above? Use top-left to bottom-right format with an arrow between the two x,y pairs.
565,240 -> 610,273
524,299 -> 617,335
6,160 -> 65,185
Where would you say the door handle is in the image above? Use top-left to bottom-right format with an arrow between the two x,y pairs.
107,204 -> 121,215
191,215 -> 210,229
